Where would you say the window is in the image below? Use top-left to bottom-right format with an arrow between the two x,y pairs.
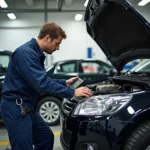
130,59 -> 150,73
81,62 -> 101,73
81,61 -> 111,74
56,62 -> 76,73
0,55 -> 10,74
102,64 -> 111,73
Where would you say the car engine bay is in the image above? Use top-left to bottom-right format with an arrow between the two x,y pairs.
87,74 -> 150,96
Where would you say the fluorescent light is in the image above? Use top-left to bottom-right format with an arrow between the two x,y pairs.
84,0 -> 89,7
0,0 -> 8,8
74,14 -> 83,21
138,0 -> 150,6
7,13 -> 16,20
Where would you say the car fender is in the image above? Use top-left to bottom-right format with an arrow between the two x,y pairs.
116,108 -> 150,146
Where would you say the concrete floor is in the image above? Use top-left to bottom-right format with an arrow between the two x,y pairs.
0,122 -> 62,150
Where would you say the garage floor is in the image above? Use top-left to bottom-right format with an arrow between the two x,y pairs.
0,122 -> 62,150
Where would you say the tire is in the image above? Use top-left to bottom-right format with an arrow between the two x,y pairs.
123,120 -> 150,150
37,96 -> 61,126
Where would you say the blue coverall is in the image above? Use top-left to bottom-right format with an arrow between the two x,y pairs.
0,38 -> 75,150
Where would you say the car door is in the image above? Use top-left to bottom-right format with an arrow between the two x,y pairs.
0,51 -> 12,106
49,60 -> 79,80
0,52 -> 11,75
78,60 -> 111,83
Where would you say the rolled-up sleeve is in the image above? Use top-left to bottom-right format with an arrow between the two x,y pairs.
13,49 -> 75,98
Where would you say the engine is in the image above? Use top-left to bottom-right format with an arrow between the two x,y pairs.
87,83 -> 144,96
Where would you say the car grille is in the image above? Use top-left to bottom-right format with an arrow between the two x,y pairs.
63,97 -> 81,116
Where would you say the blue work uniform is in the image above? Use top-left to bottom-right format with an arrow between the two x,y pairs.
0,38 -> 75,150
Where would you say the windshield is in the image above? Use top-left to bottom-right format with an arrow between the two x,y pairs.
129,59 -> 150,73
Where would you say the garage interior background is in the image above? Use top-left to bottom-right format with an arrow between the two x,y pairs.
0,0 -> 150,67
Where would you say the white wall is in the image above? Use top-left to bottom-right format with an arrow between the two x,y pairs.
0,12 -> 109,66
47,12 -> 107,63
0,13 -> 44,51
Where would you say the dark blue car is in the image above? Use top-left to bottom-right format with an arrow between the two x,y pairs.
60,0 -> 150,150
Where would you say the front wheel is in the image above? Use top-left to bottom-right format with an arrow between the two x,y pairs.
37,96 -> 61,126
123,120 -> 150,150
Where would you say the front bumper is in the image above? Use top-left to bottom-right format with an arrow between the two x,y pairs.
60,112 -> 124,150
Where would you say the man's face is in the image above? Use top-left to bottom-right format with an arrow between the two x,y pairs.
44,35 -> 63,54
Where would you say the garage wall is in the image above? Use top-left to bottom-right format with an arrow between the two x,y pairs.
0,12 -> 108,66
47,12 -> 108,64
0,13 -> 43,50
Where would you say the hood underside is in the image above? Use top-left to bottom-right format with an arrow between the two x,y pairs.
84,0 -> 150,71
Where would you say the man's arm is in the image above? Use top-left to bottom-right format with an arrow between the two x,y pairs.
13,49 -> 74,99
51,79 -> 66,86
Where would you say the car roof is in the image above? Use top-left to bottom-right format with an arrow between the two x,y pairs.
53,59 -> 108,64
0,49 -> 12,56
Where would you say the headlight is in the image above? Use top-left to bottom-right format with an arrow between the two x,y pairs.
73,94 -> 132,116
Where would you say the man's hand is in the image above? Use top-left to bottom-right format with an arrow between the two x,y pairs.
74,87 -> 93,98
66,76 -> 79,86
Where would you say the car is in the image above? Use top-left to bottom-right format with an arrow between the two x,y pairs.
0,50 -> 12,120
46,59 -> 114,83
60,0 -> 150,150
0,50 -> 114,126
0,50 -> 12,97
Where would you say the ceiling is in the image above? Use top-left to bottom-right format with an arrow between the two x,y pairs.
0,0 -> 150,19
0,0 -> 86,12
129,0 -> 150,12
127,0 -> 150,22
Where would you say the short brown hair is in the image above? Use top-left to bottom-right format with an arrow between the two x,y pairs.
38,22 -> 67,39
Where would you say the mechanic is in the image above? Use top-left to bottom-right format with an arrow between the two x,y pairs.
0,22 -> 92,150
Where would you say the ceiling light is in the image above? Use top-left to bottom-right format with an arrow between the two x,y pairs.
138,0 -> 150,6
0,0 -> 8,8
7,13 -> 16,20
74,14 -> 83,21
84,0 -> 89,7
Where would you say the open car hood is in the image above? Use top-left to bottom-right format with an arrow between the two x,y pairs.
85,0 -> 150,71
